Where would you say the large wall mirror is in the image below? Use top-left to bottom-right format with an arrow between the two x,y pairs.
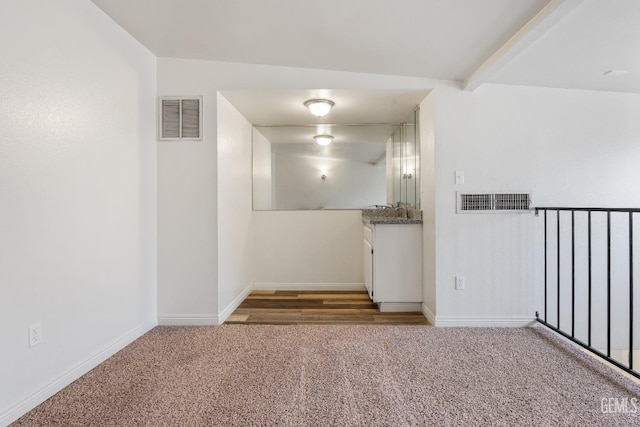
390,107 -> 420,208
220,89 -> 429,211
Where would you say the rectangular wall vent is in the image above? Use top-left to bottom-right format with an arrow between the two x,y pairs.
459,193 -> 493,211
158,96 -> 202,141
457,192 -> 531,213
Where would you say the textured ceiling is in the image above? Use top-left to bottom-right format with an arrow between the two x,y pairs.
90,0 -> 640,93
90,0 -> 547,81
88,0 -> 640,148
488,0 -> 640,93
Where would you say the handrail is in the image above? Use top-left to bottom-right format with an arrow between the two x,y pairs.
535,207 -> 640,213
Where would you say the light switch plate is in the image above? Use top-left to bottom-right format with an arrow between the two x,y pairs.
455,171 -> 465,185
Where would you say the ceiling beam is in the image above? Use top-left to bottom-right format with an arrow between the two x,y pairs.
463,0 -> 584,91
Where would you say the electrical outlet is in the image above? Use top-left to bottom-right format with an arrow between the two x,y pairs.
455,276 -> 465,290
29,323 -> 42,348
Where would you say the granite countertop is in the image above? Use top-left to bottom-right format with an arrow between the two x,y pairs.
361,208 -> 423,225
362,217 -> 423,225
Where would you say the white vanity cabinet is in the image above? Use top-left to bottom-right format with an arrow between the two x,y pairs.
363,222 -> 422,312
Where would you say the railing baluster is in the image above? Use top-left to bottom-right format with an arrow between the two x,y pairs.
630,212 -> 634,370
607,211 -> 611,358
544,210 -> 548,322
535,206 -> 640,380
571,210 -> 575,338
557,210 -> 561,329
588,210 -> 592,348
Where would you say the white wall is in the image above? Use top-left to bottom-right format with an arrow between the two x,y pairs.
253,211 -> 364,289
0,0 -> 157,423
156,57 -> 440,320
420,92 -> 436,322
252,129 -> 273,210
273,153 -> 386,209
157,82 -> 219,325
432,83 -> 640,326
157,57 -> 640,330
217,94 -> 253,318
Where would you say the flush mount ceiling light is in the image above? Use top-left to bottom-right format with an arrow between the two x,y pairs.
304,99 -> 334,117
314,134 -> 334,146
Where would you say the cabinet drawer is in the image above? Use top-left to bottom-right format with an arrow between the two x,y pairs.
363,225 -> 373,245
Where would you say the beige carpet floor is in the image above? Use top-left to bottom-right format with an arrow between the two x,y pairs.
13,325 -> 640,426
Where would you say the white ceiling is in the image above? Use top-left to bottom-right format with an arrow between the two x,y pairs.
220,89 -> 430,125
224,89 -> 425,162
90,0 -> 640,94
89,0 -> 640,158
90,0 -> 546,81
488,0 -> 640,93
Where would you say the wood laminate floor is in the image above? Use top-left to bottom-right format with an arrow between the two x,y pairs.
225,290 -> 430,325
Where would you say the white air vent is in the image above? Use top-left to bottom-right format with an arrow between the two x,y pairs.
457,192 -> 531,213
158,96 -> 202,141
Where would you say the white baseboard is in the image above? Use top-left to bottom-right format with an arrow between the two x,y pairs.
419,305 -> 534,327
378,302 -> 422,312
158,285 -> 253,326
252,283 -> 366,291
218,285 -> 253,324
157,315 -> 219,326
432,315 -> 536,327
421,303 -> 436,324
0,318 -> 157,427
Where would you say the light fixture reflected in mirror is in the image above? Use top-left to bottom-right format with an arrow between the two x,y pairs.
313,134 -> 334,146
304,99 -> 334,117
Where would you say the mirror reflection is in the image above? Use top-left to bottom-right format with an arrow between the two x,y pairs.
253,107 -> 420,211
218,89 -> 428,211
390,108 -> 420,208
253,124 -> 392,210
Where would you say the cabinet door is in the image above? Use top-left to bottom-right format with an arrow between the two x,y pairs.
363,239 -> 374,301
374,224 -> 422,302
